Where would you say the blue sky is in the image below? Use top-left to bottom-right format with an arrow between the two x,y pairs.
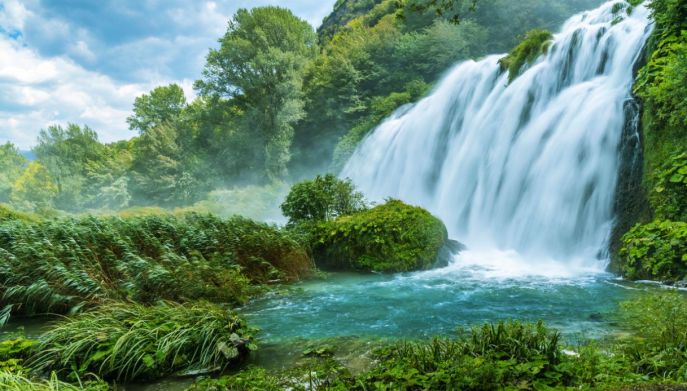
0,0 -> 336,149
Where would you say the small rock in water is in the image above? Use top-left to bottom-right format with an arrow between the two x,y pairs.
589,312 -> 603,321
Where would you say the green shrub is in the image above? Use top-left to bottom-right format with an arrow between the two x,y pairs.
0,213 -> 312,319
313,199 -> 448,272
620,292 -> 687,380
30,301 -> 256,382
620,220 -> 687,281
281,174 -> 367,225
499,29 -> 553,83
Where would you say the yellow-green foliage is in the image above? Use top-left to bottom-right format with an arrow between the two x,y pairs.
9,162 -> 58,211
621,220 -> 687,281
0,338 -> 36,374
313,200 -> 448,272
0,213 -> 312,319
31,302 -> 256,382
0,204 -> 40,224
499,29 -> 553,83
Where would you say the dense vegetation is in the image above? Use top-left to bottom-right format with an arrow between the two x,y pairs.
31,302 -> 255,382
1,0 -> 686,389
615,0 -> 687,282
0,212 -> 311,320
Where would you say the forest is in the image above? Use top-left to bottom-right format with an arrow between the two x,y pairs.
1,0 -> 687,390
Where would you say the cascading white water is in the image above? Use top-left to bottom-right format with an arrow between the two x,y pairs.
342,1 -> 653,277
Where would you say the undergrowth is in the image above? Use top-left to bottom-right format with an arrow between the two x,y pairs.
30,301 -> 256,382
0,212 -> 312,320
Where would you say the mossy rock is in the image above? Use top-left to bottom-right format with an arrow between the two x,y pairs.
499,29 -> 553,83
312,200 -> 450,273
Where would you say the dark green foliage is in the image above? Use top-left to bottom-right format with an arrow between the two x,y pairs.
615,0 -> 687,279
127,84 -> 188,134
0,212 -> 312,319
650,149 -> 687,222
357,321 -> 569,390
281,174 -> 367,225
634,0 -> 687,201
620,220 -> 687,281
30,301 -> 256,382
499,29 -> 553,82
188,360 -> 353,391
313,200 -> 448,272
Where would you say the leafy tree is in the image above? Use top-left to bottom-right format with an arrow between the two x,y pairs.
130,123 -> 202,206
281,174 -> 366,224
196,6 -> 318,180
33,124 -> 107,210
0,143 -> 27,203
127,84 -> 188,134
10,161 -> 58,210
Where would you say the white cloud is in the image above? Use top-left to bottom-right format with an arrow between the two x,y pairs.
0,38 -> 177,149
0,0 -> 337,149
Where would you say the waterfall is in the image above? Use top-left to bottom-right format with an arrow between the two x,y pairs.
341,1 -> 652,276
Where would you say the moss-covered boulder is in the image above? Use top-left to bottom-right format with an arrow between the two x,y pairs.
499,29 -> 553,83
312,200 -> 450,273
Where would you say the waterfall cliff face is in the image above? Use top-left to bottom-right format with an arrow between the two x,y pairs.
341,1 -> 652,274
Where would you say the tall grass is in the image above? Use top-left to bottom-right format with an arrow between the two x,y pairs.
0,371 -> 107,391
0,212 -> 312,320
30,301 -> 256,382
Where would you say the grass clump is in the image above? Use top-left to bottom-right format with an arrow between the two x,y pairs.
0,371 -> 108,391
30,301 -> 256,382
313,199 -> 449,273
499,29 -> 553,83
0,212 -> 312,320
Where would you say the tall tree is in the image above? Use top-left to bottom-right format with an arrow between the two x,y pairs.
195,6 -> 317,180
130,122 -> 202,206
0,142 -> 27,203
127,84 -> 188,134
33,124 -> 107,210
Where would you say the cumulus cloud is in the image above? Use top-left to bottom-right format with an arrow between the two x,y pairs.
0,0 -> 336,149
